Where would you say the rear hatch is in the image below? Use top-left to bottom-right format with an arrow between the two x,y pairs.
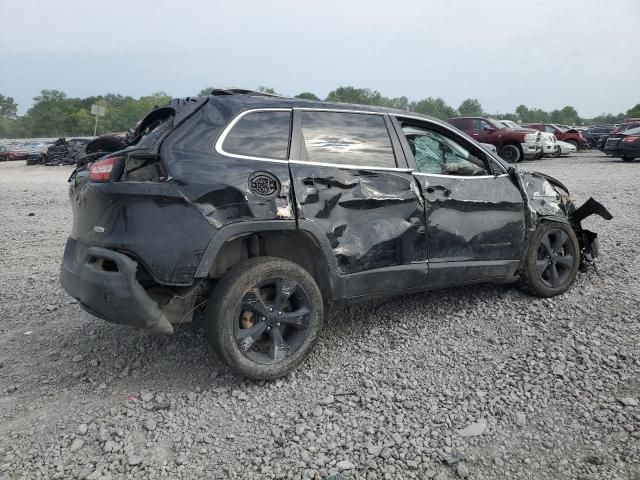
66,97 -> 213,285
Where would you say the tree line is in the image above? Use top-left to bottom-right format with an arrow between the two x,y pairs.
1,87 -> 638,138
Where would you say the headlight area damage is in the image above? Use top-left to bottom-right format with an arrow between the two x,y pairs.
517,170 -> 613,271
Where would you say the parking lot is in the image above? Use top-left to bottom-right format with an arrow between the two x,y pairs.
0,151 -> 638,479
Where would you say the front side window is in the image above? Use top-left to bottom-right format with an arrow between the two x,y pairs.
471,119 -> 495,131
222,110 -> 291,160
401,124 -> 488,176
299,111 -> 396,168
544,125 -> 556,133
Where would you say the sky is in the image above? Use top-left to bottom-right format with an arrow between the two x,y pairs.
1,0 -> 638,117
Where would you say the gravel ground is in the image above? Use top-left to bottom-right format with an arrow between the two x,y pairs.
0,151 -> 638,480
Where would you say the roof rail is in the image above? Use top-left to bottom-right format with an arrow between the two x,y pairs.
208,88 -> 280,97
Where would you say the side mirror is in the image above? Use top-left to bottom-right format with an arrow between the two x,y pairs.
484,127 -> 495,133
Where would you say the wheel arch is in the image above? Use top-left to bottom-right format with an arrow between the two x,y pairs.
195,220 -> 344,304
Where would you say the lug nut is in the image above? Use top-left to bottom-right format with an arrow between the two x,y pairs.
277,322 -> 281,327
269,308 -> 273,312
267,326 -> 271,330
278,311 -> 282,315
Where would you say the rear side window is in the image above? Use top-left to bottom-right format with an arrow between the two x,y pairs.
222,110 -> 291,160
299,111 -> 396,168
449,118 -> 467,130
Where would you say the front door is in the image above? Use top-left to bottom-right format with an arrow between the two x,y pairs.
391,116 -> 526,285
289,109 -> 428,298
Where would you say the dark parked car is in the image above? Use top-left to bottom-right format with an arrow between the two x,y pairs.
602,123 -> 640,154
60,90 -> 612,379
604,126 -> 640,161
448,116 -> 541,163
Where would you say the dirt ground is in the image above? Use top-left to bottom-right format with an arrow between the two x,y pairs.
0,152 -> 638,480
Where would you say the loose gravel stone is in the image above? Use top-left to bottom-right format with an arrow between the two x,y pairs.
0,154 -> 638,479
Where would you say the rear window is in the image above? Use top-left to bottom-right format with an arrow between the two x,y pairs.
222,110 -> 291,160
299,111 -> 395,168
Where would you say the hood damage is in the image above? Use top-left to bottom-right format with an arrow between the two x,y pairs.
517,170 -> 612,271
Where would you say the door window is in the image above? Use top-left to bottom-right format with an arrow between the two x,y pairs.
222,110 -> 291,160
471,119 -> 494,132
544,125 -> 556,133
402,125 -> 488,176
299,111 -> 396,168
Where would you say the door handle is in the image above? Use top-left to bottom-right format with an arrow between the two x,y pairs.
425,185 -> 451,196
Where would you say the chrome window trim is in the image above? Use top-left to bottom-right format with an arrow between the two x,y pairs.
294,107 -> 384,116
412,172 -> 509,179
289,159 -> 412,173
215,108 -> 292,163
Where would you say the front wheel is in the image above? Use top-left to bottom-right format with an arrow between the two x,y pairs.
499,144 -> 522,163
206,257 -> 324,380
519,222 -> 580,297
621,156 -> 636,162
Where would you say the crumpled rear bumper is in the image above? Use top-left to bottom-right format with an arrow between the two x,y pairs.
60,238 -> 173,334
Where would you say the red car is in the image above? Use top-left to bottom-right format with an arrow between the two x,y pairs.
0,145 -> 29,161
523,123 -> 587,150
448,116 -> 542,163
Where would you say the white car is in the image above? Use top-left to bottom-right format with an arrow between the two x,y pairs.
540,132 -> 558,157
556,140 -> 577,156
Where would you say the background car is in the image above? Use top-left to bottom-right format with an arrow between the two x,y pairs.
523,123 -> 587,150
604,126 -> 640,161
556,140 -> 577,156
449,116 -> 541,163
0,144 -> 29,161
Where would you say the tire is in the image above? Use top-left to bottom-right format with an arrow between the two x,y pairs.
554,146 -> 561,158
206,257 -> 324,380
26,157 -> 41,166
621,156 -> 636,162
499,144 -> 522,163
519,222 -> 580,297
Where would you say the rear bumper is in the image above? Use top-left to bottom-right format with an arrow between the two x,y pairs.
60,238 -> 173,333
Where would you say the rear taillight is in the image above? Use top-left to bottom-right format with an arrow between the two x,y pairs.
89,156 -> 124,183
622,136 -> 640,143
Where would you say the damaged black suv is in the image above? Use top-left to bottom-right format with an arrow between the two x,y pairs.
60,89 -> 612,379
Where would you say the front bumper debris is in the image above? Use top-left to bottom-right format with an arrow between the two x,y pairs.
60,238 -> 174,334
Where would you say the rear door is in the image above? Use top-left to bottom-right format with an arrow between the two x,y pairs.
391,115 -> 526,284
289,109 -> 428,298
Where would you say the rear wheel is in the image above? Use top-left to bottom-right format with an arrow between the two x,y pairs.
621,156 -> 636,162
554,146 -> 561,157
519,222 -> 580,297
206,257 -> 324,380
499,144 -> 522,163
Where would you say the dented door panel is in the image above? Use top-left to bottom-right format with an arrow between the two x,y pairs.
414,174 -> 526,266
290,162 -> 428,293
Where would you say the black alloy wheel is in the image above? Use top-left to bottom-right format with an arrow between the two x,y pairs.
534,228 -> 576,289
234,278 -> 312,364
206,257 -> 323,380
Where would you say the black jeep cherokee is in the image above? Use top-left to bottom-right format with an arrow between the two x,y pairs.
60,89 -> 612,379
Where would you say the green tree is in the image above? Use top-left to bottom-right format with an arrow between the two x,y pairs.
410,97 -> 457,120
325,86 -> 384,106
295,92 -> 320,101
626,103 -> 640,119
198,87 -> 215,96
257,86 -> 278,95
458,98 -> 483,116
0,94 -> 18,119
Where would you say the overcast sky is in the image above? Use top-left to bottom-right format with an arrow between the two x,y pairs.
1,0 -> 638,117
